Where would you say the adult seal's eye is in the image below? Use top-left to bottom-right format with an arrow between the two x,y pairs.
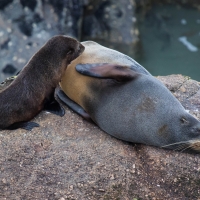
181,117 -> 188,124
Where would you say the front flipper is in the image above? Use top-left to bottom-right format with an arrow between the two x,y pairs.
56,88 -> 92,121
7,121 -> 39,131
44,99 -> 65,117
75,63 -> 139,82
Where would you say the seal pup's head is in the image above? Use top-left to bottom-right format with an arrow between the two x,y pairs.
37,35 -> 85,72
44,35 -> 85,62
23,35 -> 85,83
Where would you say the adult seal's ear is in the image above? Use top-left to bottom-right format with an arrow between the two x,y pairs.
76,63 -> 139,82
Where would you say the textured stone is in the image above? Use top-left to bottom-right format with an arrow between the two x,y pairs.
82,0 -> 139,56
0,0 -> 87,82
0,75 -> 199,199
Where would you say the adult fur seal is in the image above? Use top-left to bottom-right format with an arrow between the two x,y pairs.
0,35 -> 84,130
57,41 -> 200,152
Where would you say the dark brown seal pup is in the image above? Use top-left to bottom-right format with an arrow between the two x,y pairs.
0,35 -> 84,130
57,41 -> 200,152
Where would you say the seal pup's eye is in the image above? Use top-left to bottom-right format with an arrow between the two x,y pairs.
181,117 -> 188,124
67,49 -> 74,55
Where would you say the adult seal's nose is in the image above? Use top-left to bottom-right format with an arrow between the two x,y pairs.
191,124 -> 200,136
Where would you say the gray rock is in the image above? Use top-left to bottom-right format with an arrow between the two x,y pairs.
82,0 -> 139,56
0,74 -> 199,199
0,0 -> 87,82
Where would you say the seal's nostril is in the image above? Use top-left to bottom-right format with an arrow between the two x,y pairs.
196,124 -> 200,133
191,125 -> 200,136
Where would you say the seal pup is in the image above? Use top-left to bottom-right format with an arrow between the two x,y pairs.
57,41 -> 200,152
0,35 -> 84,130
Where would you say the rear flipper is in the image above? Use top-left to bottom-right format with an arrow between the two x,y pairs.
56,88 -> 92,121
44,99 -> 65,117
7,121 -> 39,131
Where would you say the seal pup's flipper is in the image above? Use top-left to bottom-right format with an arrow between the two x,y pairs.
56,88 -> 92,121
7,121 -> 40,131
76,63 -> 139,82
44,99 -> 65,117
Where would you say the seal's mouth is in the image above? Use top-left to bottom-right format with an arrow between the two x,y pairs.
188,139 -> 200,152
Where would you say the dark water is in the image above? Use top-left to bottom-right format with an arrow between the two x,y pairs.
135,4 -> 200,81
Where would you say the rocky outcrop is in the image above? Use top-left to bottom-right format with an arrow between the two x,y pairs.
0,0 -> 88,82
81,0 -> 139,55
0,74 -> 199,199
0,0 -> 138,82
1,0 -> 199,82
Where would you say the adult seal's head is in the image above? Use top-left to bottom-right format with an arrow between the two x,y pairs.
0,35 -> 85,130
58,41 -> 200,153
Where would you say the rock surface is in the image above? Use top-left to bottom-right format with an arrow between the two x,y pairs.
82,0 -> 139,56
0,74 -> 199,199
0,0 -> 88,82
0,0 -> 138,82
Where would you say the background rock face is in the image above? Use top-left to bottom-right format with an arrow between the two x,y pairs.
0,75 -> 199,199
0,0 -> 137,82
82,0 -> 139,55
1,0 -> 200,82
0,0 -> 87,82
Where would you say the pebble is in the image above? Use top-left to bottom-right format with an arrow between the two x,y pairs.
110,174 -> 115,180
179,86 -> 186,93
2,178 -> 6,183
